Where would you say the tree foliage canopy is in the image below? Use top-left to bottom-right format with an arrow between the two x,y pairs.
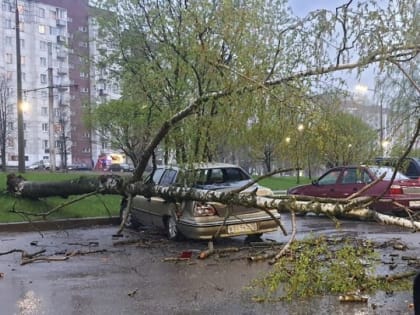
91,0 -> 419,178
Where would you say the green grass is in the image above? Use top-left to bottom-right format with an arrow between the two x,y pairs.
257,175 -> 311,190
0,171 -> 308,223
0,171 -> 121,223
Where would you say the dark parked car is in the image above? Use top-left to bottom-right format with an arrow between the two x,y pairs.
26,161 -> 59,170
120,163 -> 280,240
288,165 -> 420,214
375,157 -> 420,179
108,163 -> 133,172
67,164 -> 92,171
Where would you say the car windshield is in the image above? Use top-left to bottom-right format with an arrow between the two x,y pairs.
368,166 -> 409,180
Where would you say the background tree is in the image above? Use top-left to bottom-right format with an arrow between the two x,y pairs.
92,0 -> 419,180
0,74 -> 11,171
87,99 -> 153,167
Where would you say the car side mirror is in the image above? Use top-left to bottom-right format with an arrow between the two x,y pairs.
312,179 -> 319,185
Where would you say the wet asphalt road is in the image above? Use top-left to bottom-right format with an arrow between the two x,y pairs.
0,214 -> 419,315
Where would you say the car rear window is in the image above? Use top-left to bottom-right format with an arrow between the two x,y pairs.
224,167 -> 250,182
176,167 -> 250,186
159,169 -> 177,186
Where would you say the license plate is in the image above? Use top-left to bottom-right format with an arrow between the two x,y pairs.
409,200 -> 420,208
228,223 -> 257,234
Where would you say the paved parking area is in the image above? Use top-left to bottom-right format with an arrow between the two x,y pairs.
0,216 -> 418,314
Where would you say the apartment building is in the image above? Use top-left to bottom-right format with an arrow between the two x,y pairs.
1,0 -> 118,169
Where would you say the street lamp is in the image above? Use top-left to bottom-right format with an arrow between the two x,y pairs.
296,124 -> 304,184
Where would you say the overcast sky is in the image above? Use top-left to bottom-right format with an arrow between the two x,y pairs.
289,0 -> 376,94
289,0 -> 344,16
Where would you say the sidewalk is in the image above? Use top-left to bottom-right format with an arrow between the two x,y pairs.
0,216 -> 119,232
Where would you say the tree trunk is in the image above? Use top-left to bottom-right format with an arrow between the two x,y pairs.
6,173 -> 420,232
7,174 -> 125,198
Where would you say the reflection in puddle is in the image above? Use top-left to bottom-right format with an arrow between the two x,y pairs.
16,291 -> 43,315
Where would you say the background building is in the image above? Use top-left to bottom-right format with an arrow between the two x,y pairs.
0,0 -> 119,169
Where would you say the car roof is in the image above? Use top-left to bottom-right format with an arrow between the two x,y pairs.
157,162 -> 242,170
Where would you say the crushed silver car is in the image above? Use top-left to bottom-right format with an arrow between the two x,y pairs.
120,163 -> 280,240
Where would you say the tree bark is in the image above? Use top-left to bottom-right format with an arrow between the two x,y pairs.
6,173 -> 420,232
7,174 -> 126,198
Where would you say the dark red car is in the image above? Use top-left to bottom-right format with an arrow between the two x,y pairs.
288,165 -> 420,214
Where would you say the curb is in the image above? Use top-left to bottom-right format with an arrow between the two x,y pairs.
0,217 -> 120,233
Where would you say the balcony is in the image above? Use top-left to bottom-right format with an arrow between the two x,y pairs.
57,67 -> 67,75
57,35 -> 66,44
56,19 -> 66,27
56,51 -> 67,59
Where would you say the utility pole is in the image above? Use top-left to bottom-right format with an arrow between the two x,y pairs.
15,0 -> 25,172
48,43 -> 56,171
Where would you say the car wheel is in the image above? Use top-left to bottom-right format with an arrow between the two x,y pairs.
245,233 -> 263,243
119,201 -> 139,229
165,216 -> 183,241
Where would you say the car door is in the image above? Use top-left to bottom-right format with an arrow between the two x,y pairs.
333,167 -> 367,198
311,168 -> 344,198
145,168 -> 178,226
132,168 -> 166,225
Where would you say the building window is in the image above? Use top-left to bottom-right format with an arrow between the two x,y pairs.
81,87 -> 89,93
20,39 -> 25,48
57,8 -> 66,19
78,26 -> 88,32
2,2 -> 13,12
38,7 -> 45,18
40,74 -> 47,84
7,104 -> 14,115
6,72 -> 13,80
50,26 -> 56,35
40,57 -> 46,67
41,107 -> 48,116
7,122 -> 14,131
40,41 -> 47,51
43,140 -> 49,149
39,24 -> 46,34
42,123 -> 48,132
5,53 -> 13,64
82,147 -> 91,153
5,36 -> 12,46
78,41 -> 88,48
7,137 -> 14,148
50,10 -> 56,19
4,19 -> 12,29
21,72 -> 26,82
21,56 -> 25,65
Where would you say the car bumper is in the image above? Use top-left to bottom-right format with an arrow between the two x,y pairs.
177,212 -> 281,240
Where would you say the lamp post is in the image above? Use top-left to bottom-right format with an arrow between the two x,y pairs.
296,124 -> 304,184
15,0 -> 25,172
